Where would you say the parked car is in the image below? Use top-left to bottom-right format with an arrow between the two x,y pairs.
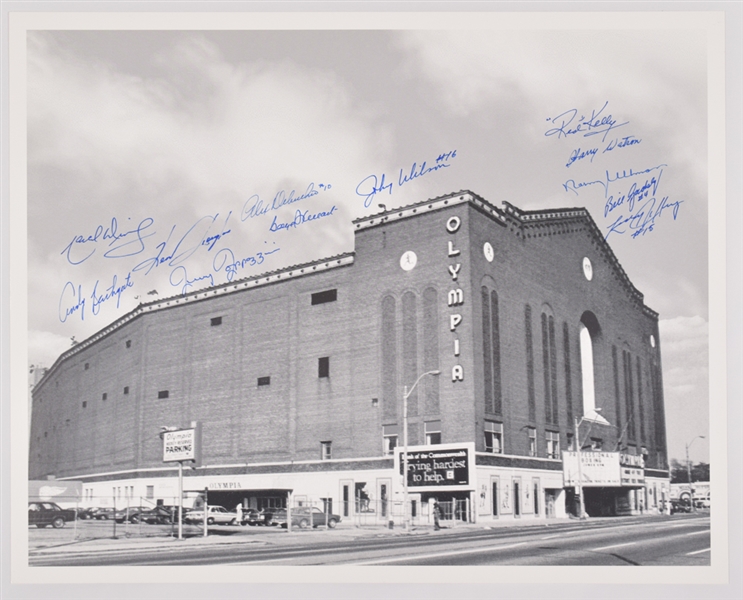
74,507 -> 98,520
270,506 -> 341,529
239,508 -> 263,526
183,505 -> 238,525
92,507 -> 115,520
28,502 -> 77,528
140,506 -> 176,525
114,506 -> 148,524
695,497 -> 711,509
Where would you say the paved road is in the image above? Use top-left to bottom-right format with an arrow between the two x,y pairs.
29,514 -> 710,567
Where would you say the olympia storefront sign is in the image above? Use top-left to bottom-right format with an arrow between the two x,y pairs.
562,451 -> 645,487
396,443 -> 475,490
163,428 -> 198,463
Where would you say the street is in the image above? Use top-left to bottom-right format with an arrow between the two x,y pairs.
29,513 -> 711,567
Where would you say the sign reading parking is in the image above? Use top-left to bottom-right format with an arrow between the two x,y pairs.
163,428 -> 197,462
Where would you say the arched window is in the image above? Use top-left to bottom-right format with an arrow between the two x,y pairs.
578,311 -> 608,424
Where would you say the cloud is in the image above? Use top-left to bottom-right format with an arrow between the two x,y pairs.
659,315 -> 709,462
27,32 -> 392,359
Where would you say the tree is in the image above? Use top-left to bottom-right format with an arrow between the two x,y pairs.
670,459 -> 709,483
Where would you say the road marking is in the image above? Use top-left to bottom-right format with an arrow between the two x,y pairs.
348,542 -> 529,565
686,547 -> 711,555
685,530 -> 709,536
592,541 -> 637,552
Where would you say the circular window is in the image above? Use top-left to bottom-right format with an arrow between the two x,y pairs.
400,250 -> 417,271
483,242 -> 494,263
582,257 -> 593,281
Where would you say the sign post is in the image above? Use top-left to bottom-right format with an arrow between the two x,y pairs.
161,424 -> 202,540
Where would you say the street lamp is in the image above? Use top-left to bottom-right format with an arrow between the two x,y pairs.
685,435 -> 705,512
402,370 -> 441,531
573,409 -> 610,520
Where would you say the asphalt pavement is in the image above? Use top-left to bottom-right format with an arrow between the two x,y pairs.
28,512 -> 694,557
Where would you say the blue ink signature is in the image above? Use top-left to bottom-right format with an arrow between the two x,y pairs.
132,212 -> 232,276
91,272 -> 134,315
213,245 -> 281,282
563,163 -> 667,198
169,266 -> 215,296
356,150 -> 457,208
603,135 -> 641,154
605,196 -> 683,240
241,183 -> 331,221
545,101 -> 628,143
269,206 -> 337,233
604,172 -> 663,218
566,147 -> 598,168
61,217 -> 156,265
59,282 -> 86,323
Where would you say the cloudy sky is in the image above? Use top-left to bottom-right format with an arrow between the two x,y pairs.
26,25 -> 710,463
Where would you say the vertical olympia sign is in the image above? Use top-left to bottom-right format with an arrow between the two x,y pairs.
446,215 -> 465,383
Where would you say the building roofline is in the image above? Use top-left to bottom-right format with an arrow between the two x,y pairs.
34,251 -> 355,391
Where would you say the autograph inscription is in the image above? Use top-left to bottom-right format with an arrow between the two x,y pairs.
605,196 -> 683,240
241,183 -> 331,221
356,150 -> 457,208
61,218 -> 156,265
269,206 -> 337,233
563,164 -> 667,198
545,101 -> 628,143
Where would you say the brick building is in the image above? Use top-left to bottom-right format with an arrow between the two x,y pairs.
29,191 -> 670,523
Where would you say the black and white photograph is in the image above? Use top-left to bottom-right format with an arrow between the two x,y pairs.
5,4 -> 739,596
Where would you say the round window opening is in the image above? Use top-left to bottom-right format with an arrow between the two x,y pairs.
483,242 -> 494,263
582,257 -> 593,281
400,251 -> 417,271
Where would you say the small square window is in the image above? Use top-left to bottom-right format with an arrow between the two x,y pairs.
125,340 -> 132,348
82,401 -> 87,408
123,386 -> 129,395
257,376 -> 271,387
546,431 -> 560,459
321,441 -> 332,460
590,438 -> 603,451
311,289 -> 338,305
158,390 -> 169,399
211,316 -> 223,326
102,393 -> 107,401
528,429 -> 537,456
425,421 -> 442,445
383,425 -> 399,456
318,357 -> 330,378
485,421 -> 503,453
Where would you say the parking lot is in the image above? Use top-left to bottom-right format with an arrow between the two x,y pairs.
28,516 -> 297,549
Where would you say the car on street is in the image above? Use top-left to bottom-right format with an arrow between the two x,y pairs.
183,505 -> 238,525
28,502 -> 77,528
268,506 -> 341,529
670,498 -> 693,514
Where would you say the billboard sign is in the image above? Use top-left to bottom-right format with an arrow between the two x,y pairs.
395,443 -> 475,491
163,427 -> 200,463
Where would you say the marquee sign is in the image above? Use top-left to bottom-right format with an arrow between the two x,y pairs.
396,442 -> 475,491
562,451 -> 645,488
